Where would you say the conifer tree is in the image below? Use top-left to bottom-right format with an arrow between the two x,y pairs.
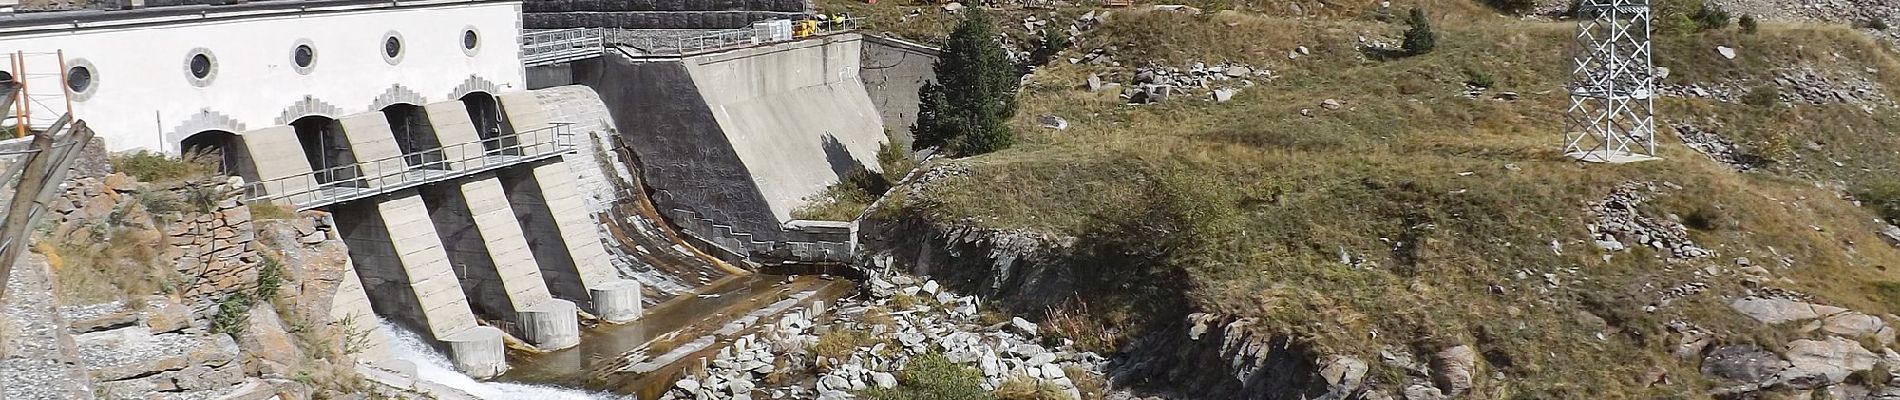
912,9 -> 1019,156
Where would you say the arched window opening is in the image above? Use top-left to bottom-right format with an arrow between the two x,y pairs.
380,104 -> 447,169
459,92 -> 518,156
290,116 -> 363,186
179,130 -> 251,180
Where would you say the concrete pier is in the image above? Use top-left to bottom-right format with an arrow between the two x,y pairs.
497,161 -> 642,323
239,125 -> 318,203
424,101 -> 484,169
418,176 -> 580,350
332,191 -> 506,377
336,113 -> 406,187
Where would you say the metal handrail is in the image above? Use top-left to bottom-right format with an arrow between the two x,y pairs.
243,123 -> 576,210
604,28 -> 760,56
522,28 -> 606,66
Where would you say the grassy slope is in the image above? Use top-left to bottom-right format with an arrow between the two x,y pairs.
838,0 -> 1900,397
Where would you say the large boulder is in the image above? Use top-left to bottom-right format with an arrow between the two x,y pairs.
1822,312 -> 1896,346
1432,345 -> 1476,396
1700,345 -> 1788,384
1730,297 -> 1848,325
1778,336 -> 1880,388
236,306 -> 305,377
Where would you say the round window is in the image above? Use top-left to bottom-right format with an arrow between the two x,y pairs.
293,45 -> 315,68
66,66 -> 92,93
0,71 -> 13,84
188,54 -> 212,79
384,36 -> 402,59
462,30 -> 479,50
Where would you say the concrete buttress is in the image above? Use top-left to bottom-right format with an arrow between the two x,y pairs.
497,160 -> 642,323
418,175 -> 579,350
240,125 -> 318,203
332,190 -> 506,377
336,113 -> 405,187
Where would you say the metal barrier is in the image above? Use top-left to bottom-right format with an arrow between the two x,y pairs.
243,123 -> 575,210
522,28 -> 605,67
607,28 -> 759,56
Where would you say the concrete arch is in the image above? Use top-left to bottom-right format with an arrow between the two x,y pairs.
168,109 -> 247,153
449,75 -> 501,100
275,95 -> 345,125
369,84 -> 429,111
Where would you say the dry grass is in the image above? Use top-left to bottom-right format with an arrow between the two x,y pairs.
250,201 -> 295,220
994,375 -> 1068,400
1063,364 -> 1110,400
43,225 -> 175,305
812,329 -> 880,371
891,4 -> 1900,398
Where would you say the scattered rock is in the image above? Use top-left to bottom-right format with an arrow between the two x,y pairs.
1038,114 -> 1069,130
1321,99 -> 1344,110
1717,46 -> 1737,60
1780,336 -> 1879,388
1431,345 -> 1475,396
1730,297 -> 1848,325
1701,345 -> 1788,384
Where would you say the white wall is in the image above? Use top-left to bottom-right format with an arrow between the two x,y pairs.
0,1 -> 526,152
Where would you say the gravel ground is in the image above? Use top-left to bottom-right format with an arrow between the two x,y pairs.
1,254 -> 96,400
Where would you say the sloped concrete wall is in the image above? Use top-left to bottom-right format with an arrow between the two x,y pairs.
578,34 -> 888,243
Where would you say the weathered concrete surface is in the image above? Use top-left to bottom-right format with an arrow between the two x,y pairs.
417,176 -> 578,350
239,125 -> 316,201
330,267 -> 394,364
580,34 -> 888,242
496,160 -> 642,323
424,101 -> 484,170
0,254 -> 94,400
859,35 -> 940,148
331,191 -> 504,377
337,113 -> 406,187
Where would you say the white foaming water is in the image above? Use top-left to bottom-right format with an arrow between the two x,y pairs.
383,322 -> 629,400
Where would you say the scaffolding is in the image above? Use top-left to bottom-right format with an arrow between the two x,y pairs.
1565,0 -> 1658,163
5,50 -> 75,138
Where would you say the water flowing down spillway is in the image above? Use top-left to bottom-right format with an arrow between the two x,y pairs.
384,322 -> 629,400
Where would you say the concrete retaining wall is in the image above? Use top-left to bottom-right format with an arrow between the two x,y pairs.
858,35 -> 940,148
578,34 -> 888,245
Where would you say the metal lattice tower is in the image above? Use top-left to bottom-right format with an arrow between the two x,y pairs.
1565,0 -> 1658,163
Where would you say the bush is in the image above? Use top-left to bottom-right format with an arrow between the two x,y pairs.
858,352 -> 992,400
1739,14 -> 1759,34
1858,19 -> 1891,31
1463,67 -> 1497,89
912,9 -> 1019,157
813,330 -> 877,370
1402,8 -> 1436,56
1855,178 -> 1900,224
110,151 -> 212,184
249,200 -> 295,220
210,292 -> 254,339
1481,0 -> 1536,15
1692,4 -> 1730,31
1742,86 -> 1779,107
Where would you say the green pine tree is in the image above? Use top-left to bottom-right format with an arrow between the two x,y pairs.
911,9 -> 1019,157
1402,8 -> 1436,56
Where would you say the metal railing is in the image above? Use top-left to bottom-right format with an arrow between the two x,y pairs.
522,28 -> 606,67
243,123 -> 576,210
607,28 -> 759,56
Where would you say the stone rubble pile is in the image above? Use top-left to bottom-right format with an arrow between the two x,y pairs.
1098,62 -> 1268,104
1585,182 -> 1713,260
660,275 -> 1110,399
1659,67 -> 1890,110
1699,296 -> 1900,397
1671,122 -> 1763,171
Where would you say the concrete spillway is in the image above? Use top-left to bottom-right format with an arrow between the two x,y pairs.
332,191 -> 508,377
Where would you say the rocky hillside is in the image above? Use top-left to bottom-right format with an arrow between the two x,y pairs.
833,0 -> 1900,398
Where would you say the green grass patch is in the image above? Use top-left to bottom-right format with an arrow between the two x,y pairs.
858,352 -> 992,400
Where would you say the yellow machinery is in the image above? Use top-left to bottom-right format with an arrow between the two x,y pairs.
793,19 -> 819,38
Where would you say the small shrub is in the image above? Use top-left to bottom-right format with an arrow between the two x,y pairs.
1463,67 -> 1497,89
1855,179 -> 1900,224
858,352 -> 992,400
994,375 -> 1067,400
210,292 -> 255,339
1063,365 -> 1109,400
110,151 -> 212,184
134,190 -> 188,216
863,306 -> 898,328
1042,300 -> 1120,353
812,330 -> 875,370
249,201 -> 294,220
1742,86 -> 1779,107
1402,8 -> 1436,56
892,293 -> 921,310
1692,4 -> 1731,31
1859,19 -> 1892,31
1739,14 -> 1759,34
1682,205 -> 1724,231
876,132 -> 915,187
256,257 -> 286,301
183,185 -> 223,214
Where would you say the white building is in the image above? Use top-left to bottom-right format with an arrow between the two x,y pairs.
0,0 -> 527,153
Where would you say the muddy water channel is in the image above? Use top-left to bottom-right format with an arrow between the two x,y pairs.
494,273 -> 853,397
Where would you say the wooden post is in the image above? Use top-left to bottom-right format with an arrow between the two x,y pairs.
0,131 -> 56,301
